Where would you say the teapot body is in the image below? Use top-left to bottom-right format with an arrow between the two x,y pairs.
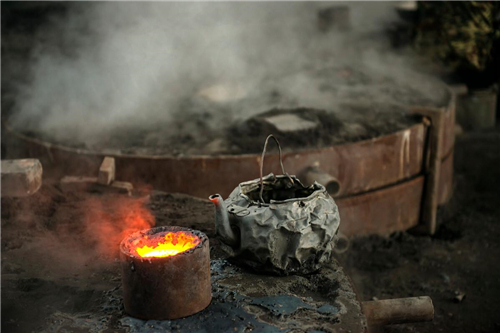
217,173 -> 340,275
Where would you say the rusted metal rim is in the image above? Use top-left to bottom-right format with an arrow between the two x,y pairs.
4,119 -> 425,160
3,89 -> 455,200
4,120 -> 428,198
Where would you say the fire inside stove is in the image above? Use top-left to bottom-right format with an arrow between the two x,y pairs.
134,231 -> 201,258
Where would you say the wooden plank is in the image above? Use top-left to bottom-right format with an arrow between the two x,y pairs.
59,175 -> 132,195
59,176 -> 97,193
98,157 -> 115,185
1,159 -> 42,197
110,181 -> 133,196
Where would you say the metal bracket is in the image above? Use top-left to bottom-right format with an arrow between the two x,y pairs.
408,106 -> 445,235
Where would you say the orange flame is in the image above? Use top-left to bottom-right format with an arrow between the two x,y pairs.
136,231 -> 200,258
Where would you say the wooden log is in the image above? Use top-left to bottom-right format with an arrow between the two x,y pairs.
362,296 -> 434,326
1,159 -> 43,197
98,157 -> 115,185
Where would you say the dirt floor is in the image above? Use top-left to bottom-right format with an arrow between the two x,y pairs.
336,127 -> 500,333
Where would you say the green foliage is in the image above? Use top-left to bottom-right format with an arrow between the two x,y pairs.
415,1 -> 500,71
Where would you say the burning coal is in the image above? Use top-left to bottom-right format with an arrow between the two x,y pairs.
134,231 -> 201,258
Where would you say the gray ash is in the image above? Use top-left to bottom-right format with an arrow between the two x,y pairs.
228,107 -> 344,154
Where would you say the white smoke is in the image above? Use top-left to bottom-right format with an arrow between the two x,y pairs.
9,2 -> 448,149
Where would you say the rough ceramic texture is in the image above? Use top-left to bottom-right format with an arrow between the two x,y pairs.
218,173 -> 340,275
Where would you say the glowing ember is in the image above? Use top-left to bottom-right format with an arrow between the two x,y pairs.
136,231 -> 200,258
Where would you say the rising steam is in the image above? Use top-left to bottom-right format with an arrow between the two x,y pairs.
9,2 -> 448,151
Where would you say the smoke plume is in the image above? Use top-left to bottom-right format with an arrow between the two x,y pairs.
8,2 -> 448,150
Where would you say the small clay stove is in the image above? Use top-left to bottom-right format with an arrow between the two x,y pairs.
120,226 -> 211,320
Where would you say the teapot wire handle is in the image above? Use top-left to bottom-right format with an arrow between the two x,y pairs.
259,134 -> 294,203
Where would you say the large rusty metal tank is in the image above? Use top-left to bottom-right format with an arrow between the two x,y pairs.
3,86 -> 459,236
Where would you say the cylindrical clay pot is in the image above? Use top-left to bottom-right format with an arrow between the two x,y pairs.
120,226 -> 211,320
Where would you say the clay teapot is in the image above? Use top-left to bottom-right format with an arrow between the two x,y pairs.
209,135 -> 340,275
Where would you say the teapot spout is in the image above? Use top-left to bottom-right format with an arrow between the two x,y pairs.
209,194 -> 238,246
